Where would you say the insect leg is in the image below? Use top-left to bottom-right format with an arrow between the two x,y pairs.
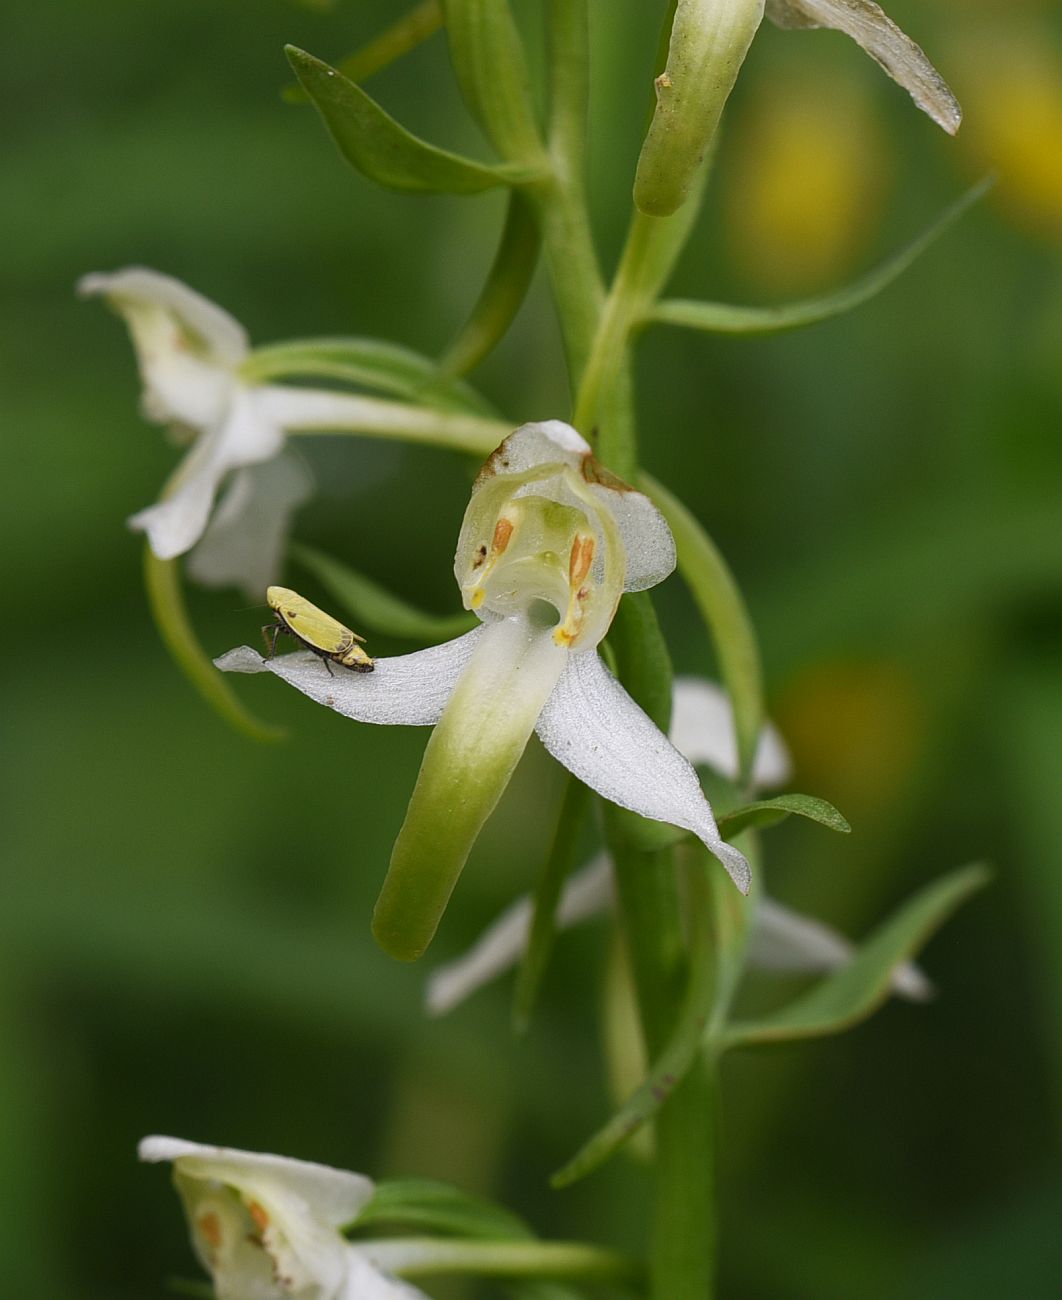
262,621 -> 282,659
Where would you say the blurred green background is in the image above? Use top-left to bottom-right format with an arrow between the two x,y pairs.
3,0 -> 1061,1295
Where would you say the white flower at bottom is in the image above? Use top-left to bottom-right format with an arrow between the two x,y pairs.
218,421 -> 750,961
139,1136 -> 427,1300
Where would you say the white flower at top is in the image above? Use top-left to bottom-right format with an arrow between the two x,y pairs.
79,268 -> 299,565
218,421 -> 751,960
425,677 -> 930,1014
79,266 -> 504,598
139,1136 -> 427,1300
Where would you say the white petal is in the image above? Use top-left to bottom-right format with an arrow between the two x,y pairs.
535,652 -> 751,891
342,1250 -> 430,1300
426,852 -> 614,1015
764,0 -> 961,134
139,1136 -> 375,1228
215,628 -> 484,726
750,896 -> 933,1000
478,420 -> 591,476
79,267 -> 246,428
670,677 -> 791,789
588,482 -> 676,592
186,452 -> 314,600
79,267 -> 248,366
128,388 -> 286,559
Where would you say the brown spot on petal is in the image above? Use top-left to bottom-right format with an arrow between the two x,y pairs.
248,1201 -> 270,1233
491,516 -> 514,554
198,1211 -> 223,1250
569,534 -> 595,587
580,454 -> 634,493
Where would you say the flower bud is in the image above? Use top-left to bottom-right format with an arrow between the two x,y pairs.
634,0 -> 765,217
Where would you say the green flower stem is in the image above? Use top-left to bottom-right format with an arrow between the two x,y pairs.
545,0 -> 590,182
282,402 -> 509,454
513,774 -> 593,1034
552,851 -> 718,1187
365,1235 -> 641,1285
527,176 -> 604,395
639,470 -> 764,781
143,549 -> 283,745
572,155 -> 710,464
535,12 -> 721,1287
606,595 -> 718,1299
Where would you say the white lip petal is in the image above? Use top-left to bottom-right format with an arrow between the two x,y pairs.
670,677 -> 791,788
764,0 -> 961,134
186,452 -> 314,600
78,267 -> 249,366
139,1136 -> 375,1227
750,896 -> 933,1000
426,851 -> 614,1015
536,652 -> 751,892
215,628 -> 484,726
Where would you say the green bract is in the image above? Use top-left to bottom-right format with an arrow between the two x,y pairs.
634,0 -> 765,218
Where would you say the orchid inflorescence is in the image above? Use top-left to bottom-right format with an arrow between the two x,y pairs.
84,1 -> 988,1296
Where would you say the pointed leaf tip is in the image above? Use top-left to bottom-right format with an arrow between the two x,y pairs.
724,863 -> 990,1048
286,45 -> 536,194
719,793 -> 850,839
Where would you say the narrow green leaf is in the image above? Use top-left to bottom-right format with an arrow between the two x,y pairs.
512,776 -> 593,1034
282,1 -> 444,103
441,0 -> 545,163
240,337 -> 498,416
719,793 -> 851,839
639,472 -> 763,781
144,548 -> 284,744
289,543 -> 476,642
439,190 -> 541,378
723,863 -> 990,1048
648,177 -> 994,334
286,46 -> 537,193
552,857 -> 721,1188
353,1178 -> 532,1241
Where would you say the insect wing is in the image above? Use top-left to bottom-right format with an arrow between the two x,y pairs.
269,588 -> 356,657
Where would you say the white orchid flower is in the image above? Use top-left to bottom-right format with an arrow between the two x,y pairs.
426,678 -> 928,1014
78,267 -> 503,581
186,453 -> 314,602
139,1136 -> 427,1300
218,421 -> 750,960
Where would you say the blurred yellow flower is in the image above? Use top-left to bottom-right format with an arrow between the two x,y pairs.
950,27 -> 1062,241
725,75 -> 891,293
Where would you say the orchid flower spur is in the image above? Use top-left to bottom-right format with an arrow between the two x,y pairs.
426,678 -> 929,1014
139,1136 -> 427,1300
78,267 -> 503,586
217,421 -> 750,961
